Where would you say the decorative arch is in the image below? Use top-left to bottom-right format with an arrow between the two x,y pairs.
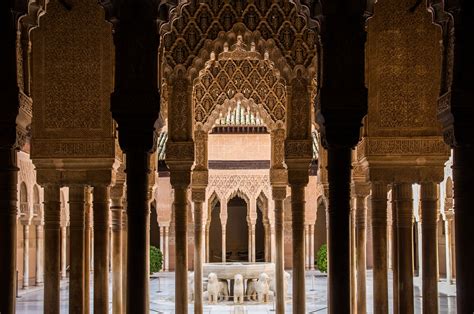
160,1 -> 318,78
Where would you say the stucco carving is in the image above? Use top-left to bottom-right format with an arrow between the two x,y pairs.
207,174 -> 271,201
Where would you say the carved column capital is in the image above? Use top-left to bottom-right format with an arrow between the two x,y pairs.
271,187 -> 287,201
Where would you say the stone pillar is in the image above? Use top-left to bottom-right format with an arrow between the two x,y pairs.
272,187 -> 286,313
371,182 -> 388,314
287,163 -> 309,314
395,183 -> 414,314
445,210 -> 454,284
110,184 -> 124,314
327,147 -> 352,314
305,225 -> 310,270
93,185 -> 110,313
354,185 -> 369,314
121,209 -> 127,310
391,185 -> 399,314
43,184 -> 61,314
84,188 -> 92,314
220,200 -> 227,263
205,225 -> 209,263
164,226 -> 170,271
68,185 -> 86,314
23,224 -> 30,288
192,188 -> 206,314
169,167 -> 191,314
61,225 -> 67,279
309,224 -> 315,270
251,223 -> 256,262
35,224 -> 44,285
420,182 -> 439,314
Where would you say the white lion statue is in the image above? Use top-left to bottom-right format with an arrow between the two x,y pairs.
206,273 -> 219,304
218,279 -> 229,301
233,274 -> 244,304
256,272 -> 271,302
270,271 -> 290,301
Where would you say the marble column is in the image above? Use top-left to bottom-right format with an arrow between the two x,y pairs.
170,168 -> 191,314
93,185 -> 110,313
164,226 -> 170,271
192,189 -> 205,314
205,225 -> 209,263
121,209 -> 127,310
61,225 -> 67,279
68,185 -> 86,314
289,173 -> 308,314
445,210 -> 454,284
327,147 -> 352,314
23,224 -> 30,288
309,224 -> 315,270
273,187 -> 286,313
395,183 -> 414,314
350,207 -> 357,314
221,225 -> 227,262
305,225 -> 310,270
84,188 -> 92,314
371,182 -> 388,314
251,223 -> 256,262
420,182 -> 439,314
391,185 -> 399,314
453,146 -> 474,312
43,184 -> 61,314
35,224 -> 44,285
110,185 -> 124,314
355,190 -> 369,314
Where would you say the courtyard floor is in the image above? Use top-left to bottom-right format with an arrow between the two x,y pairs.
16,270 -> 457,313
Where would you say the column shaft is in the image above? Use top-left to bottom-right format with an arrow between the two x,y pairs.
174,187 -> 189,314
291,184 -> 306,314
391,185 -> 399,314
35,225 -> 44,285
111,199 -> 123,314
350,207 -> 357,313
84,189 -> 92,314
251,224 -> 256,262
309,225 -> 315,270
327,147 -> 352,314
420,182 -> 439,314
0,148 -> 18,314
93,186 -> 110,314
164,227 -> 169,271
194,201 -> 204,314
121,210 -> 127,310
125,151 -> 150,313
68,185 -> 86,314
43,184 -> 61,314
453,146 -> 474,313
61,226 -> 67,279
221,226 -> 226,263
395,183 -> 414,314
355,195 -> 367,314
274,197 -> 285,313
23,224 -> 30,288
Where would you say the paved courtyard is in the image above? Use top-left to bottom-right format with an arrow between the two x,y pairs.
16,270 -> 456,313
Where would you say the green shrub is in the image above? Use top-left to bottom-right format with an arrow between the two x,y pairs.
316,244 -> 327,273
150,246 -> 163,273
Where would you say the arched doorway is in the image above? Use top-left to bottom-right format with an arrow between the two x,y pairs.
255,207 -> 265,262
227,196 -> 249,262
208,201 -> 222,262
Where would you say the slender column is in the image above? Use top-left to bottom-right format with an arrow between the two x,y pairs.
68,185 -> 86,314
371,182 -> 388,314
61,226 -> 67,279
304,225 -> 310,270
272,187 -> 286,313
35,224 -> 44,285
93,185 -> 110,313
171,178 -> 190,314
395,183 -> 414,314
164,226 -> 170,271
420,182 -> 439,314
327,147 -> 352,314
251,223 -> 256,262
160,228 -> 164,256
43,184 -> 61,314
221,225 -> 227,262
350,207 -> 357,314
84,188 -> 92,314
445,211 -> 454,284
121,209 -> 127,310
124,151 -> 150,313
309,224 -> 315,270
290,181 -> 307,314
205,226 -> 209,263
192,189 -> 205,314
110,185 -> 124,314
23,224 -> 30,288
391,185 -> 399,314
453,146 -> 474,312
355,191 -> 368,314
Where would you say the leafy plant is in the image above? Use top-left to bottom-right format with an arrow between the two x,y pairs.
150,246 -> 163,274
316,244 -> 327,273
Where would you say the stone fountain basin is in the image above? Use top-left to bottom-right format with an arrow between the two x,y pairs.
203,262 -> 275,280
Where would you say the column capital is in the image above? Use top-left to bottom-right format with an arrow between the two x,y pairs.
191,169 -> 208,188
191,188 -> 206,203
352,181 -> 371,198
168,165 -> 192,189
270,168 -> 287,187
271,186 -> 287,201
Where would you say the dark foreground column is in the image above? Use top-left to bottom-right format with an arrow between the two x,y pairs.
273,187 -> 286,314
327,147 -> 352,314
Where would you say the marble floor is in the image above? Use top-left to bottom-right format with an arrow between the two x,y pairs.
16,270 -> 457,313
